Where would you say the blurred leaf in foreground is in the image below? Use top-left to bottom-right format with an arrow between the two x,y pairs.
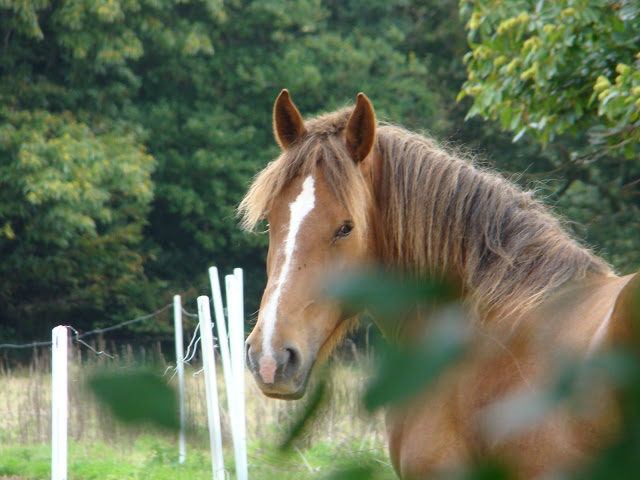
88,371 -> 179,431
326,267 -> 467,410
325,266 -> 460,321
454,459 -> 513,480
279,371 -> 330,451
323,465 -> 376,480
364,307 -> 471,410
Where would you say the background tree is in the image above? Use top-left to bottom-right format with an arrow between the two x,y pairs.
0,0 -> 157,340
1,0 -> 637,342
0,0 -> 454,341
459,0 -> 640,269
0,109 -> 154,341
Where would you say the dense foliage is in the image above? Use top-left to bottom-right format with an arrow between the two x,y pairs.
459,0 -> 640,267
1,0 -> 637,343
0,109 -> 153,339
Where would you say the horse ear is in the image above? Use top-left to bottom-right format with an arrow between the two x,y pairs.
345,92 -> 376,163
273,89 -> 306,149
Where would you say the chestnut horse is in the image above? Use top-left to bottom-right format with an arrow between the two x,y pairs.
240,90 -> 638,478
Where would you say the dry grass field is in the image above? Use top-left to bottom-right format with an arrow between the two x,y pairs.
0,340 -> 394,479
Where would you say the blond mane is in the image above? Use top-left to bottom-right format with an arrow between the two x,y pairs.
239,107 -> 613,321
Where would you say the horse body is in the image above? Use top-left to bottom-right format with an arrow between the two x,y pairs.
387,273 -> 635,478
239,90 -> 638,478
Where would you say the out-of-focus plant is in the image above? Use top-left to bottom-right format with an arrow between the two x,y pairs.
88,370 -> 179,431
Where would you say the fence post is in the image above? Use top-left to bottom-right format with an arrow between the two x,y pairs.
197,296 -> 225,480
226,273 -> 248,480
173,295 -> 186,464
233,268 -> 248,480
51,326 -> 68,480
208,267 -> 236,419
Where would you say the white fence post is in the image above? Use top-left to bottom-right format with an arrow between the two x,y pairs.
51,326 -> 68,480
173,295 -> 186,464
197,296 -> 225,480
232,268 -> 248,480
208,267 -> 236,417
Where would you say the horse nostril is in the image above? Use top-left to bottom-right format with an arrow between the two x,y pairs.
245,339 -> 254,368
284,346 -> 302,376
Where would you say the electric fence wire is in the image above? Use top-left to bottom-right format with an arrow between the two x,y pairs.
0,303 -> 197,350
1,300 -> 220,386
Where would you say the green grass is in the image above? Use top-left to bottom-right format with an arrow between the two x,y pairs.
0,356 -> 394,479
0,436 -> 395,480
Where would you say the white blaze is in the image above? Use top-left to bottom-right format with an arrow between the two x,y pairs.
261,175 -> 316,360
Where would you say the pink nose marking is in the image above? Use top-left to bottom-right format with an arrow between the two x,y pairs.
258,356 -> 277,384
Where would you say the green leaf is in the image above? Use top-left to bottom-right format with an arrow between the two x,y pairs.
88,371 -> 179,431
364,308 -> 470,410
325,267 -> 460,321
455,460 -> 514,480
279,374 -> 329,451
324,465 -> 377,480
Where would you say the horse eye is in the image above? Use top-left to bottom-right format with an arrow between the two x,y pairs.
334,222 -> 353,240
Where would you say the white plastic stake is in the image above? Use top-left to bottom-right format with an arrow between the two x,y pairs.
233,268 -> 248,480
173,295 -> 186,464
208,267 -> 236,419
197,296 -> 225,480
227,272 -> 248,480
51,326 -> 68,480
232,268 -> 245,385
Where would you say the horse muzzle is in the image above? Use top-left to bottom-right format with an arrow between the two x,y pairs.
245,339 -> 313,399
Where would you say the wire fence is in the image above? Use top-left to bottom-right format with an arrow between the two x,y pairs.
0,302 -> 221,397
0,303 -> 199,351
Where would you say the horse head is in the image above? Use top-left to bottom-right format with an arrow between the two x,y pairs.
244,90 -> 378,399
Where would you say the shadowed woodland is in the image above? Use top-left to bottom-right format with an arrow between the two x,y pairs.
1,0 -> 638,344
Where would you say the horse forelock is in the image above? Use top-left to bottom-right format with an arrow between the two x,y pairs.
238,107 -> 371,239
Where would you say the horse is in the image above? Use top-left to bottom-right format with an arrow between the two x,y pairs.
239,90 -> 639,478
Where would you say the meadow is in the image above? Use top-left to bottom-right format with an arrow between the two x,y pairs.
0,340 -> 394,479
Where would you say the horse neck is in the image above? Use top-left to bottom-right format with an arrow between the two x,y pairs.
371,129 -> 612,322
